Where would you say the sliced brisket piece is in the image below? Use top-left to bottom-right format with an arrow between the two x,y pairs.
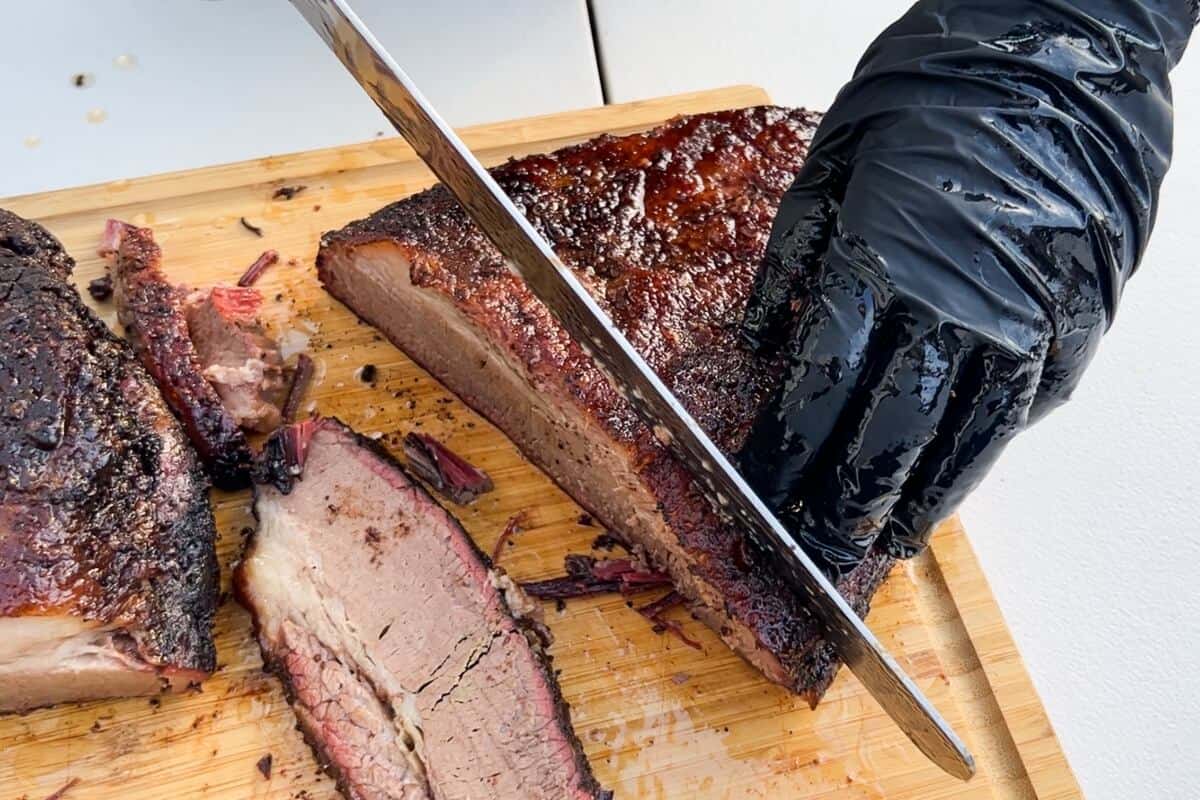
184,286 -> 287,433
317,106 -> 895,702
236,418 -> 607,800
104,220 -> 252,488
0,209 -> 218,713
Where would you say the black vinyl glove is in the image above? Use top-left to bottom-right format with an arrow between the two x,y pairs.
739,0 -> 1196,576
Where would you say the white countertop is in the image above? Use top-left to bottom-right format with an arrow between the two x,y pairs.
4,3 -> 1198,798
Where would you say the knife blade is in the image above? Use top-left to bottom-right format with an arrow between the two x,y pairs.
290,0 -> 974,780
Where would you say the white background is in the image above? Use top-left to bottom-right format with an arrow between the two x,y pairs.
3,3 -> 1198,798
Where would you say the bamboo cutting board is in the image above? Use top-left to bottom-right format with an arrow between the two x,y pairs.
0,86 -> 1081,800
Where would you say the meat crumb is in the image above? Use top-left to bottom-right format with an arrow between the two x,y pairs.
403,432 -> 494,504
282,353 -> 314,422
239,217 -> 264,237
86,274 -> 113,301
271,185 -> 306,201
237,249 -> 279,287
671,672 -> 691,685
591,533 -> 624,552
577,513 -> 594,527
256,753 -> 273,779
491,512 -> 527,563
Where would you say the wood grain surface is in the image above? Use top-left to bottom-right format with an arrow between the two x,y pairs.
0,86 -> 1081,800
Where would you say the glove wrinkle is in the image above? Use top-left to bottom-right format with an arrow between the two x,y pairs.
739,0 -> 1194,575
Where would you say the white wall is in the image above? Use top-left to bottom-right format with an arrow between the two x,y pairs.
0,0 -> 602,196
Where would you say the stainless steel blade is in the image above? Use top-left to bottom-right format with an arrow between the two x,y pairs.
290,0 -> 975,780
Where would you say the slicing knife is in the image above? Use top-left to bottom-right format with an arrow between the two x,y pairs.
289,0 -> 975,780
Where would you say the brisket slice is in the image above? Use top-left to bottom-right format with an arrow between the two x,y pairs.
0,209 -> 218,713
236,418 -> 607,800
317,106 -> 895,702
104,220 -> 252,488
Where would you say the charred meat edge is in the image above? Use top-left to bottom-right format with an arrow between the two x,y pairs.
103,219 -> 252,488
0,209 -> 218,713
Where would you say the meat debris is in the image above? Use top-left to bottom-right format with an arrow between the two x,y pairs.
239,217 -> 264,237
591,533 -> 623,552
402,432 -> 493,505
86,274 -> 113,301
521,557 -> 697,647
253,417 -> 318,493
636,590 -> 685,619
271,185 -> 306,201
237,250 -> 279,287
637,591 -> 700,649
520,556 -> 671,600
281,353 -> 315,422
491,512 -> 527,563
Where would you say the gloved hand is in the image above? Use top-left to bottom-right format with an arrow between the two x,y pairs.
738,0 -> 1196,576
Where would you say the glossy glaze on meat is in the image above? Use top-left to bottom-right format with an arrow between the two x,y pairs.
105,221 -> 252,488
0,210 -> 218,712
318,107 -> 895,701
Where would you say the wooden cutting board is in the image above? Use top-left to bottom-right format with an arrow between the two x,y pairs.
0,86 -> 1081,800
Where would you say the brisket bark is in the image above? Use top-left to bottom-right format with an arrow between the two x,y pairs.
104,220 -> 252,488
236,418 -> 607,800
0,209 -> 218,713
316,106 -> 895,702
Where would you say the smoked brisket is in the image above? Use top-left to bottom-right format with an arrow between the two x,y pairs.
0,209 -> 218,712
317,107 -> 895,701
237,418 -> 606,800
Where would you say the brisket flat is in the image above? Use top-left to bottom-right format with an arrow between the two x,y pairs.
236,418 -> 607,800
104,220 -> 252,488
0,209 -> 218,713
317,106 -> 895,702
